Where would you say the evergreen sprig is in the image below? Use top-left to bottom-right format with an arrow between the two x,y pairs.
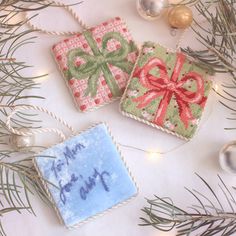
141,1 -> 236,235
184,0 -> 236,77
0,1 -> 81,235
140,175 -> 236,236
0,1 -> 50,234
183,0 -> 236,129
0,157 -> 55,236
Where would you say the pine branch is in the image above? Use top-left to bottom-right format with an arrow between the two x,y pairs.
140,174 -> 236,236
0,157 -> 55,235
183,0 -> 236,76
183,0 -> 236,129
0,158 -> 53,236
0,158 -> 54,209
0,1 -> 82,235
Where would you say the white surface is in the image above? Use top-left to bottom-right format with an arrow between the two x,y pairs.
3,1 -> 236,236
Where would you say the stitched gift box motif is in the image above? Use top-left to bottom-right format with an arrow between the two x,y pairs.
52,17 -> 138,112
121,42 -> 212,139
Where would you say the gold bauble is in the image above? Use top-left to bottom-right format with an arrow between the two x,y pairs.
168,5 -> 193,29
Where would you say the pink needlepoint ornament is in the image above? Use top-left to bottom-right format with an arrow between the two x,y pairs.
120,42 -> 212,140
52,17 -> 138,112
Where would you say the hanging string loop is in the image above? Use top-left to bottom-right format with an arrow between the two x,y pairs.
25,0 -> 89,36
6,105 -> 76,142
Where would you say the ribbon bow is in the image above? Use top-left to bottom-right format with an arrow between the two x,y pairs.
133,53 -> 206,128
67,31 -> 134,97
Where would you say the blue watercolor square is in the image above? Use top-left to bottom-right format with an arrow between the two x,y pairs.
34,124 -> 137,228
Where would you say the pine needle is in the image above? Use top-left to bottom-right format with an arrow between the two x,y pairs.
140,175 -> 236,236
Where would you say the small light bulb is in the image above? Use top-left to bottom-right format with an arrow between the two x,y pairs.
213,83 -> 219,92
148,150 -> 162,159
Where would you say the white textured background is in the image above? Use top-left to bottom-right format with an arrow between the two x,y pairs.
3,0 -> 236,236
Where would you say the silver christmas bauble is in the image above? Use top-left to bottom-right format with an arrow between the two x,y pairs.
137,0 -> 168,20
9,131 -> 35,152
219,141 -> 236,174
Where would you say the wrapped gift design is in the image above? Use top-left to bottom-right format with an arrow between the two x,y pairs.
120,42 -> 212,140
34,124 -> 137,228
52,17 -> 138,112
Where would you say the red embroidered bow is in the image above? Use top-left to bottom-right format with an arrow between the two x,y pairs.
133,53 -> 206,128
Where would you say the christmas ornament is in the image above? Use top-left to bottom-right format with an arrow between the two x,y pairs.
168,5 -> 193,29
9,130 -> 35,151
52,17 -> 138,112
219,141 -> 236,174
136,0 -> 168,20
34,123 -> 137,228
120,42 -> 212,140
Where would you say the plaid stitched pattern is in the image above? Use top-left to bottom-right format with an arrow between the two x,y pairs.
52,17 -> 138,112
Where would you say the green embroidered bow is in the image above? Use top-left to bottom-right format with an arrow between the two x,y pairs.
67,31 -> 135,97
